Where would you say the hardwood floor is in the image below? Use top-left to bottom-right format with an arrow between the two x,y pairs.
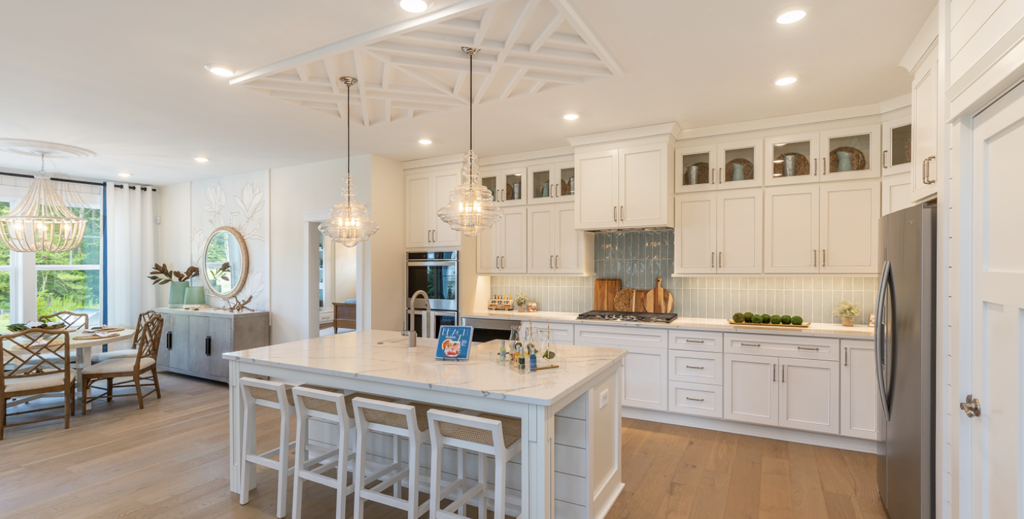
0,373 -> 886,519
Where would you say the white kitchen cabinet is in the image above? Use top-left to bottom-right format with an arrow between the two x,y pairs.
479,167 -> 526,207
575,141 -> 673,230
527,203 -> 593,275
778,357 -> 840,434
882,116 -> 912,176
668,350 -> 723,386
527,162 -> 575,204
724,353 -> 778,426
668,330 -> 722,353
910,47 -> 938,202
536,322 -> 574,345
764,127 -> 879,186
764,132 -> 821,187
673,189 -> 761,276
675,139 -> 762,193
476,206 -> 527,274
882,173 -> 913,215
621,344 -> 669,411
668,381 -> 723,418
406,169 -> 462,249
819,180 -> 880,274
764,185 -> 819,273
723,333 -> 840,362
841,340 -> 879,440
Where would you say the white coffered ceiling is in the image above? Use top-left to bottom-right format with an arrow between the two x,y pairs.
0,0 -> 935,185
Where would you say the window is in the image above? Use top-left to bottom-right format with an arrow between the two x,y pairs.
0,201 -> 10,327
35,206 -> 102,324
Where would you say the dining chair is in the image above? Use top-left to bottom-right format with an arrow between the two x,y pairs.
92,310 -> 156,363
38,311 -> 89,331
80,311 -> 163,414
0,329 -> 74,440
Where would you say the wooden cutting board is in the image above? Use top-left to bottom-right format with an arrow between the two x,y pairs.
593,279 -> 621,311
634,290 -> 648,312
644,278 -> 674,313
613,288 -> 636,312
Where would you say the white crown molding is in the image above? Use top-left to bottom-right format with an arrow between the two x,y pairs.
676,102 -> 897,142
898,4 -> 938,74
566,122 -> 681,147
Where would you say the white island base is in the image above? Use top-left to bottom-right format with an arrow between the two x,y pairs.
224,330 -> 627,519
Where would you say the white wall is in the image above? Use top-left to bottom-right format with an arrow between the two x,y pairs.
357,155 -> 406,331
333,242 -> 357,302
155,181 -> 191,305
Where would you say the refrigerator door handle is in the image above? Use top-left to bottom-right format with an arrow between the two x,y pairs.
875,260 -> 893,421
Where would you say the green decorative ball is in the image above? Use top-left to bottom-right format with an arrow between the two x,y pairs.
732,312 -> 744,323
792,316 -> 804,325
761,314 -> 771,323
743,312 -> 754,323
781,315 -> 792,325
751,315 -> 763,324
770,315 -> 782,325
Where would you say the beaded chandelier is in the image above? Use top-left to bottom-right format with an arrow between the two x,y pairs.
318,76 -> 379,248
0,153 -> 87,252
437,47 -> 502,237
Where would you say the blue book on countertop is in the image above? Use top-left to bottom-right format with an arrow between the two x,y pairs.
435,325 -> 473,361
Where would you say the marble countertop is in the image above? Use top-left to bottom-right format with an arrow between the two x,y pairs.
224,330 -> 627,406
462,311 -> 875,339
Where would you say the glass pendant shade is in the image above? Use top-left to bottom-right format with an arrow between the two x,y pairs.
0,169 -> 86,252
437,150 -> 502,237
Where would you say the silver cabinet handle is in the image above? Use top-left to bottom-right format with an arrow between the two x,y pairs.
924,155 -> 937,184
620,205 -> 624,221
496,256 -> 499,269
882,150 -> 888,168
814,249 -> 817,267
430,230 -> 434,242
740,343 -> 760,348
719,167 -> 722,184
685,365 -> 705,370
844,347 -> 848,366
822,157 -> 827,175
797,346 -> 820,351
782,365 -> 786,383
718,251 -> 722,268
550,255 -> 553,268
773,364 -> 776,381
686,397 -> 705,402
822,249 -> 826,267
814,158 -> 817,176
556,255 -> 559,268
685,339 -> 704,344
711,251 -> 714,267
613,206 -> 617,221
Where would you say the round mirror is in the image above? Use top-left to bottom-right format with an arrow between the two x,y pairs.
203,226 -> 248,299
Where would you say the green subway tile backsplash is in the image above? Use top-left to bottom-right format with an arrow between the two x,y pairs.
488,230 -> 877,325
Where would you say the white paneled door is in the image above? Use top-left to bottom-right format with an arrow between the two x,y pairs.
406,174 -> 431,248
716,188 -> 762,274
778,358 -> 839,435
841,341 -> 878,440
432,171 -> 461,246
576,150 -> 619,229
674,193 -> 716,274
765,185 -> 819,273
819,180 -> 880,274
962,80 -> 1024,518
619,143 -> 669,227
501,206 -> 527,274
724,354 -> 778,426
528,206 -> 555,273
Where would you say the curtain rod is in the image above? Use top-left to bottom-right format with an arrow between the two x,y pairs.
0,171 -> 156,191
113,185 -> 156,192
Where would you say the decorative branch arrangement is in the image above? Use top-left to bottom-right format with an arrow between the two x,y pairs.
207,262 -> 231,283
148,263 -> 200,285
228,295 -> 254,313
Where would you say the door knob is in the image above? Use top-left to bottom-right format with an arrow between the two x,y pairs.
960,394 -> 981,418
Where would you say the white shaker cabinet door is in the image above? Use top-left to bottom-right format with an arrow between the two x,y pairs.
724,353 -> 778,426
432,170 -> 462,247
476,218 -> 500,274
674,192 -> 717,274
501,206 -> 528,274
527,206 -> 556,274
819,180 -> 880,274
554,203 -> 588,274
882,173 -> 913,216
575,150 -> 619,230
764,185 -> 819,273
406,174 -> 433,248
778,357 -> 840,435
911,48 -> 938,202
619,143 -> 670,228
716,188 -> 762,274
621,344 -> 669,411
841,341 -> 879,440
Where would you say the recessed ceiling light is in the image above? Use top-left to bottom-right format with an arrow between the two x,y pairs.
118,172 -> 132,178
775,77 -> 797,86
204,64 -> 236,77
418,139 -> 432,145
563,113 -> 580,121
776,10 -> 806,24
397,0 -> 430,13
194,157 -> 209,163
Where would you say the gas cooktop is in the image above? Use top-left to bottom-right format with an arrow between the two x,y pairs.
577,310 -> 678,324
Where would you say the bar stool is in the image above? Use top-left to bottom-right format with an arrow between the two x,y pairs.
238,377 -> 298,519
290,387 -> 387,519
427,409 -> 523,519
351,397 -> 458,519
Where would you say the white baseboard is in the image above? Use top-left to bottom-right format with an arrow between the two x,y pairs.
623,408 -> 879,454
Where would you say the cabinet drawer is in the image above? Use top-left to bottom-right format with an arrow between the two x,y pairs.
668,351 -> 722,385
668,330 -> 722,353
668,382 -> 722,418
724,333 -> 839,361
537,322 -> 574,345
575,325 -> 668,350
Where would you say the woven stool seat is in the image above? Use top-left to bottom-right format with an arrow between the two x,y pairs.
363,401 -> 458,431
438,413 -> 522,448
247,384 -> 296,406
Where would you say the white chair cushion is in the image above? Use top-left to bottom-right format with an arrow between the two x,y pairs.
92,349 -> 137,363
4,372 -> 71,393
83,357 -> 155,375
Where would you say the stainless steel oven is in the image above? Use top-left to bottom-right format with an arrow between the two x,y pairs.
406,251 -> 458,313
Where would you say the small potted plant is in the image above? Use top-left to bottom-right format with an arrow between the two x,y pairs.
514,292 -> 528,312
149,264 -> 200,308
834,299 -> 861,327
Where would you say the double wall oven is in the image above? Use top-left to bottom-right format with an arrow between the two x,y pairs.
406,251 -> 458,338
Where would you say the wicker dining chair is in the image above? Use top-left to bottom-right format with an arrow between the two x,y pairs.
0,329 -> 74,440
81,311 -> 163,414
38,311 -> 89,331
92,310 -> 158,364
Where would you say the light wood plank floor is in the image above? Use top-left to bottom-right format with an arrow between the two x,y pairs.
0,373 -> 886,519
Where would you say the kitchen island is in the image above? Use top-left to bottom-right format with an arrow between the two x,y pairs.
224,329 -> 627,519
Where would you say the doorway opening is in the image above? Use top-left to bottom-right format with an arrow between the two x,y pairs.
317,230 -> 359,337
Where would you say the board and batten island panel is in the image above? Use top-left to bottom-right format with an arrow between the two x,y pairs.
223,330 -> 627,519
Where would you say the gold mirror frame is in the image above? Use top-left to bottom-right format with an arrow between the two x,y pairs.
202,226 -> 249,299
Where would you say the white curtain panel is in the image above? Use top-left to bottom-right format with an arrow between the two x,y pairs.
105,183 -> 156,327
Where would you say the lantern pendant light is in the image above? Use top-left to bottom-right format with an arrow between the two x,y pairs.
0,152 -> 87,252
437,47 -> 503,237
318,76 -> 379,247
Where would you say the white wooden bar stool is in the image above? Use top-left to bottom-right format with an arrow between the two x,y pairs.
290,386 -> 382,519
351,397 -> 458,519
238,377 -> 298,519
426,410 -> 523,519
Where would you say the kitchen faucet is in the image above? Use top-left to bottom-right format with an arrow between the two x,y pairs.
402,290 -> 432,348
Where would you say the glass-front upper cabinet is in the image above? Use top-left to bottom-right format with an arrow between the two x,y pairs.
717,139 -> 762,190
818,124 -> 880,181
882,116 -> 912,176
764,132 -> 820,186
675,144 -> 715,192
527,162 -> 575,204
479,167 -> 526,206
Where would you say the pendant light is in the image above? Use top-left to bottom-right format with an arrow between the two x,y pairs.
437,47 -> 503,237
0,152 -> 87,252
318,76 -> 379,248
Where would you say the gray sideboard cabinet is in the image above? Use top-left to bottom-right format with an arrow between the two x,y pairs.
155,308 -> 270,383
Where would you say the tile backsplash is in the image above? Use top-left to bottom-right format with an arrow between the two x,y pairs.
488,230 -> 878,325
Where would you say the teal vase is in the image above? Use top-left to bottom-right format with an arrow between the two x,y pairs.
837,151 -> 853,172
185,287 -> 206,306
731,163 -> 745,181
168,281 -> 188,308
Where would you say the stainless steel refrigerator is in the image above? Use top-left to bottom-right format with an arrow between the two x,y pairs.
875,203 -> 936,519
